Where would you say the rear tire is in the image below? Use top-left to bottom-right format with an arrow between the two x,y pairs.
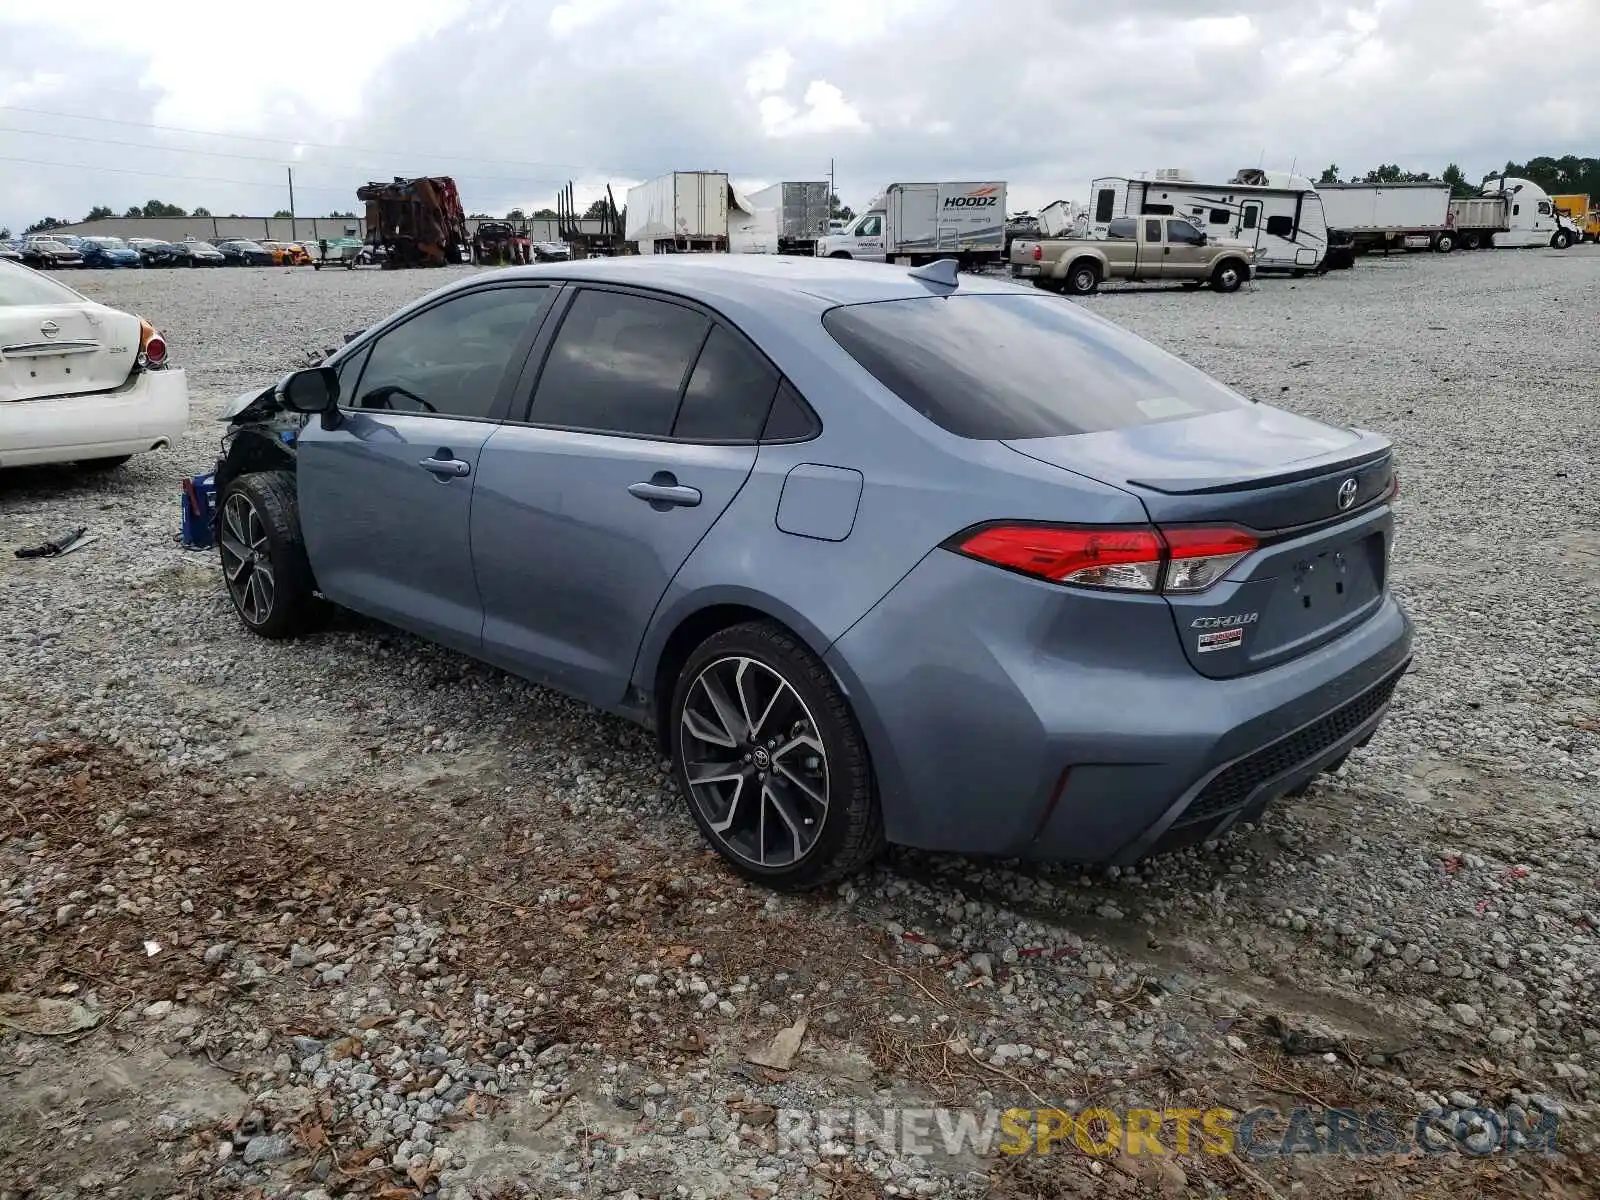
669,620 -> 884,891
1065,260 -> 1100,295
1211,260 -> 1245,292
76,455 -> 132,471
217,470 -> 318,640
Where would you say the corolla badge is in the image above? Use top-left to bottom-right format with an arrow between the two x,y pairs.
1336,477 -> 1358,511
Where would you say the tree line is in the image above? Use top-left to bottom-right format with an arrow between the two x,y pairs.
1317,155 -> 1600,201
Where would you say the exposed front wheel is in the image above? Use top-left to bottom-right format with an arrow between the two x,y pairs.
827,251 -> 852,259
670,621 -> 883,891
1211,261 -> 1245,292
1435,232 -> 1455,253
218,470 -> 318,639
1551,231 -> 1572,249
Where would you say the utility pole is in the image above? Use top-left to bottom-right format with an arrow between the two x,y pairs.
287,167 -> 296,240
829,158 -> 835,217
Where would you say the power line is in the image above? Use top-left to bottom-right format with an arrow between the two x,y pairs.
0,153 -> 351,194
0,102 -> 637,178
0,124 -> 588,188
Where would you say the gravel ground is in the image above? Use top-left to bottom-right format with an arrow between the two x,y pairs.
2,251 -> 1598,1200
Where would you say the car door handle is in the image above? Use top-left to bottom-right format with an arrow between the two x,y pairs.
419,453 -> 471,479
628,474 -> 701,508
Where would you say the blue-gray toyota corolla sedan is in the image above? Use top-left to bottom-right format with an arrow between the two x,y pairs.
215,255 -> 1412,890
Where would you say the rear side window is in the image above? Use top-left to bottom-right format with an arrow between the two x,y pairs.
822,295 -> 1249,440
529,289 -> 709,436
1209,209 -> 1230,225
673,326 -> 779,441
0,261 -> 85,306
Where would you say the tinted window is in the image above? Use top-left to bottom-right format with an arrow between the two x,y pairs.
672,326 -> 779,441
1265,214 -> 1294,237
529,289 -> 709,436
1538,201 -> 1551,215
1209,209 -> 1230,225
855,215 -> 882,237
822,295 -> 1247,440
1094,189 -> 1116,222
351,286 -> 553,419
762,381 -> 819,441
1166,219 -> 1203,245
1141,203 -> 1174,215
1106,218 -> 1137,240
1242,207 -> 1259,230
1144,219 -> 1163,242
335,344 -> 372,406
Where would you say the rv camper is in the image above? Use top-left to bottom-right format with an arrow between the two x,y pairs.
1087,168 -> 1328,274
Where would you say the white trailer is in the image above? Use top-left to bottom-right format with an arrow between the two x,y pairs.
625,171 -> 730,254
1319,182 -> 1455,252
1452,177 -> 1580,249
1088,168 -> 1328,274
728,181 -> 831,255
815,181 -> 1007,267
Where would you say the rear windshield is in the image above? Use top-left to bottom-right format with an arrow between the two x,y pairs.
0,261 -> 86,307
821,294 -> 1249,439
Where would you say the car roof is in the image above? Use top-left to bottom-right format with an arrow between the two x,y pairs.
453,254 -> 1032,313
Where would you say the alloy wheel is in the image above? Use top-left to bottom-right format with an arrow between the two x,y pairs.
219,492 -> 276,626
679,656 -> 829,868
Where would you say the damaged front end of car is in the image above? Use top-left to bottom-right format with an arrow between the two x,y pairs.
215,332 -> 361,494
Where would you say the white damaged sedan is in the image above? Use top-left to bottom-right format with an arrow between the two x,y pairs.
0,260 -> 188,471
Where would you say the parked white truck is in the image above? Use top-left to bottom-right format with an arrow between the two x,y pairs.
625,171 -> 730,254
814,181 -> 1007,268
728,181 -> 831,255
1321,177 -> 1580,253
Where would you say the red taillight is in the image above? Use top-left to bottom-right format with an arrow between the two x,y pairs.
1032,244 -> 1042,261
951,523 -> 1258,594
1385,466 -> 1400,501
137,317 -> 167,369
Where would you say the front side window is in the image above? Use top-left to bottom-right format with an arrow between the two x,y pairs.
1166,219 -> 1203,245
1538,201 -> 1552,215
349,286 -> 554,419
855,215 -> 882,237
528,289 -> 709,436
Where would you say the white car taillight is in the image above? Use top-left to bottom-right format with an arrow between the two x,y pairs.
137,317 -> 167,369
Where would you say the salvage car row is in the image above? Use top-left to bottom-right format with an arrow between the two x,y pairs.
1,233 -> 313,269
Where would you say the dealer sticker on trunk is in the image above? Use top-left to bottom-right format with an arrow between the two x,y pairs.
1197,627 -> 1245,653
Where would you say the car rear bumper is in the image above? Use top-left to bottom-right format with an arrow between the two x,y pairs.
0,368 -> 189,468
824,549 -> 1413,864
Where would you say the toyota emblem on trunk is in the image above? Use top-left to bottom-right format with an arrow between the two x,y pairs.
39,320 -> 59,338
1336,477 -> 1358,511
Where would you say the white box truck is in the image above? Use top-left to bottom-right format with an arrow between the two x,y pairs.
729,182 -> 831,255
625,171 -> 730,254
1318,182 -> 1453,253
814,181 -> 1007,267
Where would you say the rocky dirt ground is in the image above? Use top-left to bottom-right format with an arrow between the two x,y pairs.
2,250 -> 1597,1200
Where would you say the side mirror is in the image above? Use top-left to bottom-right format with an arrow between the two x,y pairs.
1198,232 -> 1208,245
277,366 -> 339,414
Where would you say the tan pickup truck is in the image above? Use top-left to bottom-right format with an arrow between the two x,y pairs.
1010,215 -> 1254,295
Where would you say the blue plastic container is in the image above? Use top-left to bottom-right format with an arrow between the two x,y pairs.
181,473 -> 217,550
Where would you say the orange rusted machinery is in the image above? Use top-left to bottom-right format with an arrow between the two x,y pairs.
356,176 -> 472,268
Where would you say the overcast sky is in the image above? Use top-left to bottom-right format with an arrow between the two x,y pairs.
2,0 -> 1595,234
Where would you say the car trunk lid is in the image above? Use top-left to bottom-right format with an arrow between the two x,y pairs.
0,303 -> 141,403
1005,407 -> 1397,680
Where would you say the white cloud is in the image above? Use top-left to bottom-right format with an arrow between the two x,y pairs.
1,0 -> 1596,232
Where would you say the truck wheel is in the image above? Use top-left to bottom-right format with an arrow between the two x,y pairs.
1033,278 -> 1064,294
1435,232 -> 1455,253
827,251 -> 852,260
1551,230 -> 1572,249
218,470 -> 319,640
1459,231 -> 1480,250
1211,260 -> 1245,293
1066,261 -> 1099,295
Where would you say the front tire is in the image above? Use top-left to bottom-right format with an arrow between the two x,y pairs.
1434,232 -> 1455,253
217,470 -> 318,639
670,621 -> 883,891
1211,260 -> 1245,292
1551,230 -> 1571,249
